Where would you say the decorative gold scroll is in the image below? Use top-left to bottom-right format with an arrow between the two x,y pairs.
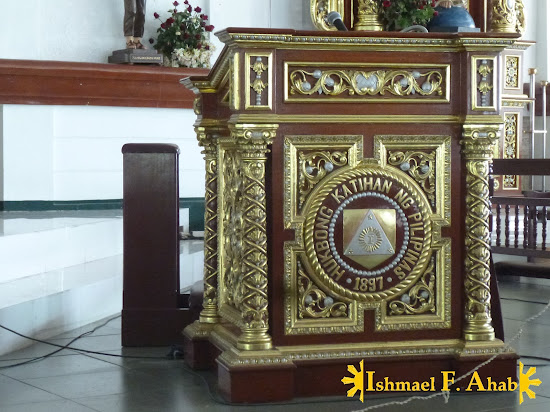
287,65 -> 449,103
461,124 -> 500,341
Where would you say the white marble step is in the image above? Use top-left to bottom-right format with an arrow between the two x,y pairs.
0,209 -> 203,356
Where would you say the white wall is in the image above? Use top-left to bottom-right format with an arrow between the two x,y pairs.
0,0 -> 311,202
1,105 -> 204,201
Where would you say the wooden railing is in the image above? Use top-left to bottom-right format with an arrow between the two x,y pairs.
491,159 -> 550,278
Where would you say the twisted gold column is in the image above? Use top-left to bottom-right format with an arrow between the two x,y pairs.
229,124 -> 278,351
197,127 -> 221,324
460,125 -> 500,341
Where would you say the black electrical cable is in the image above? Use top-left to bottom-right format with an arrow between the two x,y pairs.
2,316 -> 550,407
519,355 -> 550,363
0,315 -> 166,370
0,315 -> 119,369
500,297 -> 550,305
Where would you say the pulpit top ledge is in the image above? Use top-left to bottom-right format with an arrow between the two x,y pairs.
183,27 -> 520,88
181,27 -> 520,129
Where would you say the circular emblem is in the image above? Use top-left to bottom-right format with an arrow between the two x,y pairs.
303,163 -> 432,302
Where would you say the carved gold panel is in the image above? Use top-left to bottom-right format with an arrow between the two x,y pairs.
284,63 -> 450,103
471,56 -> 497,111
503,112 -> 520,190
504,55 -> 520,90
374,135 -> 452,225
245,52 -> 273,110
284,135 -> 451,335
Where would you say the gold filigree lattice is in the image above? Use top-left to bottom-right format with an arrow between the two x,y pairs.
221,150 -> 244,310
298,150 -> 348,207
388,258 -> 435,315
387,150 -> 436,207
298,263 -> 348,319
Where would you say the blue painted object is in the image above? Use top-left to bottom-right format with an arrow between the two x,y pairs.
427,4 -> 479,32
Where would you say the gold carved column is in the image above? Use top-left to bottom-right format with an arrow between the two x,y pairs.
197,125 -> 221,325
460,124 -> 500,341
228,124 -> 278,351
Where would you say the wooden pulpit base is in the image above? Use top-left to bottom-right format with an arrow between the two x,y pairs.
184,331 -> 517,403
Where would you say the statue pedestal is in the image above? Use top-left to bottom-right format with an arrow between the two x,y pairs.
108,49 -> 162,65
183,28 -> 521,403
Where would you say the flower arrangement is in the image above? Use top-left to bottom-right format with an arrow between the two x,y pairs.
150,1 -> 215,68
378,0 -> 439,31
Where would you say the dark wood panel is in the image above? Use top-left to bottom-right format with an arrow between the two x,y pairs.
493,159 -> 550,176
0,59 -> 209,108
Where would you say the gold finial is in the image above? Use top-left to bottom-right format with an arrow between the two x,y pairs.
528,68 -> 537,75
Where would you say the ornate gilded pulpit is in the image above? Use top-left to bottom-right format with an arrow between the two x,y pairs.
183,28 -> 520,402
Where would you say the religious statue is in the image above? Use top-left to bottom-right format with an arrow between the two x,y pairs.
124,0 -> 147,49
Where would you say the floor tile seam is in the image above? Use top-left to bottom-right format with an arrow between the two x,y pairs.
502,316 -> 550,325
0,350 -> 84,363
0,373 -> 72,405
66,398 -> 104,412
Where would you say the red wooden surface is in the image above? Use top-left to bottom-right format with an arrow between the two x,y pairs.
0,59 -> 208,108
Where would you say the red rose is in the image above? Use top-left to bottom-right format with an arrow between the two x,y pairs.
153,12 -> 159,18
160,23 -> 166,29
173,8 -> 177,13
195,34 -> 201,39
205,45 -> 210,50
184,0 -> 188,3
166,17 -> 174,26
205,25 -> 214,32
196,43 -> 202,49
195,6 -> 202,12
201,14 -> 208,20
383,0 -> 391,7
434,11 -> 439,16
200,21 -> 205,27
184,33 -> 190,38
187,5 -> 192,12
173,1 -> 179,5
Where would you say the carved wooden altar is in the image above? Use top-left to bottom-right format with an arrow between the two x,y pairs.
183,28 -> 520,403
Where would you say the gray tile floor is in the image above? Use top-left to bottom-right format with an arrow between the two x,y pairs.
1,280 -> 549,412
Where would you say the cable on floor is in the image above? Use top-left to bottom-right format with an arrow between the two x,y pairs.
0,315 -> 168,369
